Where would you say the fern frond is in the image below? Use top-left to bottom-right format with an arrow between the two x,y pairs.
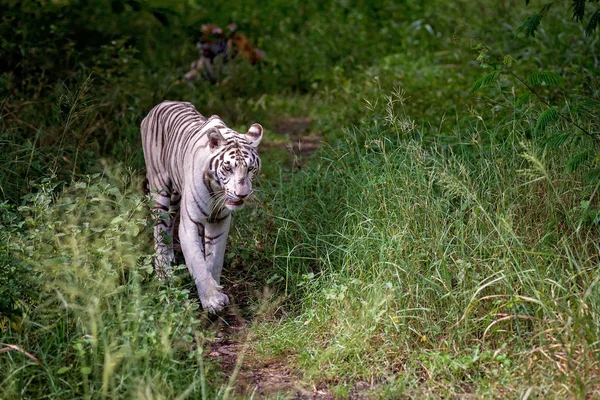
585,167 -> 600,183
573,99 -> 600,115
503,55 -> 517,67
586,10 -> 600,36
571,0 -> 586,22
543,132 -> 570,149
517,13 -> 543,38
540,2 -> 555,16
566,149 -> 593,172
470,70 -> 501,93
534,107 -> 559,134
515,92 -> 531,107
526,71 -> 562,86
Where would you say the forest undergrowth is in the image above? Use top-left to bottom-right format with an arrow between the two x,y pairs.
1,0 -> 599,398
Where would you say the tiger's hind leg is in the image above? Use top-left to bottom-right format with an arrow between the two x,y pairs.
150,187 -> 176,279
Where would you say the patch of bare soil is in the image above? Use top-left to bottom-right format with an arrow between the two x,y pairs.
269,116 -> 323,170
207,312 -> 333,399
274,117 -> 313,136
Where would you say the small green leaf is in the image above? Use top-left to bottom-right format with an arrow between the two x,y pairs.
586,10 -> 600,36
57,366 -> 72,374
503,55 -> 516,67
517,13 -> 543,38
515,92 -> 531,107
585,168 -> 600,183
80,366 -> 92,375
470,70 -> 501,93
543,132 -> 570,149
534,108 -> 559,134
540,2 -> 554,16
566,150 -> 593,173
572,0 -> 585,22
110,215 -> 124,225
527,71 -> 562,86
572,99 -> 600,115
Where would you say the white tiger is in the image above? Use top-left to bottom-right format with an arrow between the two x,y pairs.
141,101 -> 262,313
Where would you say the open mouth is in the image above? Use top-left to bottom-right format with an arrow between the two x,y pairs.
226,199 -> 244,206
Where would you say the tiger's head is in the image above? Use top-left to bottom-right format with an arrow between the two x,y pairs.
197,24 -> 228,60
206,121 -> 263,211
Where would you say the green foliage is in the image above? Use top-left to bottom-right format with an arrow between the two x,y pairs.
520,0 -> 600,37
543,132 -> 571,148
566,149 -> 594,172
586,10 -> 600,35
469,41 -> 597,177
516,12 -> 544,38
0,201 -> 39,328
256,99 -> 600,394
526,71 -> 562,86
515,91 -> 532,107
470,70 -> 501,93
534,107 -> 559,134
2,0 -> 600,396
573,0 -> 587,22
0,171 -> 225,398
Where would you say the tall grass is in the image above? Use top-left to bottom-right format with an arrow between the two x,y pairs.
0,169 -> 227,398
255,93 -> 600,397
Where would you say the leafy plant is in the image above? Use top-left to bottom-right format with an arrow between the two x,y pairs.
519,0 -> 600,37
471,42 -> 600,179
0,170 -> 224,398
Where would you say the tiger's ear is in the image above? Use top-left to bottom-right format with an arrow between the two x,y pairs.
247,123 -> 263,148
208,128 -> 225,150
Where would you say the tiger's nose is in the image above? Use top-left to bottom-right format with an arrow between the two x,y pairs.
235,192 -> 248,199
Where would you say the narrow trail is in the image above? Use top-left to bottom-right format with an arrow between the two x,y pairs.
207,313 -> 333,399
268,116 -> 322,171
206,312 -> 379,399
205,116 -> 332,398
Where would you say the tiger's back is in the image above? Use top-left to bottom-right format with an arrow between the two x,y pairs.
141,101 -> 205,186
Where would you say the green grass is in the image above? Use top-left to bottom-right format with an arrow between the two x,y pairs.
2,0 -> 600,398
0,170 -> 229,398
252,107 -> 600,397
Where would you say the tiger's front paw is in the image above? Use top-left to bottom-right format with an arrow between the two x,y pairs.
200,291 -> 230,314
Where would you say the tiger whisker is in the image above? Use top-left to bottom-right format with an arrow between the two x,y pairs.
209,190 -> 228,214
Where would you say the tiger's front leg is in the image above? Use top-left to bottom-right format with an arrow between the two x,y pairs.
204,215 -> 232,286
179,213 -> 230,313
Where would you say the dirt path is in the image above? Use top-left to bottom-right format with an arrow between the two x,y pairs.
205,117 -> 333,398
268,116 -> 323,171
207,312 -> 333,399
